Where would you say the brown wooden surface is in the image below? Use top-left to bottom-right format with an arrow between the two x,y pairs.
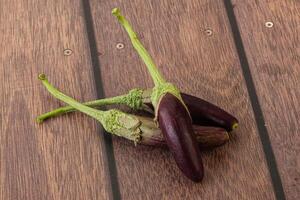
1,0 -> 299,199
90,0 -> 275,199
232,0 -> 300,199
0,0 -> 110,199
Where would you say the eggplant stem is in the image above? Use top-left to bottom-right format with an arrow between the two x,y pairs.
112,8 -> 165,87
36,96 -> 124,123
36,88 -> 144,123
112,8 -> 185,110
38,74 -> 143,142
38,74 -> 106,120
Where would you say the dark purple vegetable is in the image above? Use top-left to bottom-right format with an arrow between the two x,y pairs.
139,118 -> 229,150
192,126 -> 229,150
145,92 -> 238,132
112,9 -> 205,182
157,93 -> 204,182
181,93 -> 238,132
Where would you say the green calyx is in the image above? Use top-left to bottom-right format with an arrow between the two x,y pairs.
101,109 -> 142,143
122,88 -> 144,110
150,82 -> 182,108
150,82 -> 190,119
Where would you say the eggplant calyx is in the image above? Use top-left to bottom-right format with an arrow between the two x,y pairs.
151,82 -> 181,108
101,109 -> 142,143
151,83 -> 190,120
122,88 -> 144,110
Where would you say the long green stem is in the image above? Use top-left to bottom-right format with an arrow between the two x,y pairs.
112,8 -> 166,86
36,88 -> 149,123
36,96 -> 124,123
112,8 -> 184,110
38,74 -> 143,142
38,74 -> 105,121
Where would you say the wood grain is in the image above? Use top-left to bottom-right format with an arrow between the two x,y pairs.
232,0 -> 300,199
90,0 -> 276,199
0,0 -> 110,199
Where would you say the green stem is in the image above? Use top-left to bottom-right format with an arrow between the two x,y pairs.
38,74 -> 105,121
112,8 -> 184,110
112,8 -> 166,86
36,96 -> 123,123
36,88 -> 148,123
38,74 -> 143,142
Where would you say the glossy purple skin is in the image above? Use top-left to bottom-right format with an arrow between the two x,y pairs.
157,93 -> 204,182
181,93 -> 238,131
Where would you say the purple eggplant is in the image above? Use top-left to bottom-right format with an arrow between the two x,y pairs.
145,92 -> 238,132
157,93 -> 204,182
112,9 -> 204,182
139,118 -> 229,149
181,93 -> 238,132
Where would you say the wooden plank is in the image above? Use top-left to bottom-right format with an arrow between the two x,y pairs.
0,1 -> 110,199
232,0 -> 300,199
90,0 -> 276,199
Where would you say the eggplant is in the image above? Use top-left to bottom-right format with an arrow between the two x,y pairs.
157,93 -> 204,182
181,93 -> 238,132
138,116 -> 229,149
192,125 -> 229,149
112,9 -> 204,182
144,92 -> 238,132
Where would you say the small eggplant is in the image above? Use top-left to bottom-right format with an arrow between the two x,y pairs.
112,9 -> 204,182
157,93 -> 204,182
192,125 -> 229,150
143,92 -> 238,131
138,116 -> 229,149
181,93 -> 238,132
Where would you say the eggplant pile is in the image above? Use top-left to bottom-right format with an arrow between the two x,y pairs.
37,8 -> 238,182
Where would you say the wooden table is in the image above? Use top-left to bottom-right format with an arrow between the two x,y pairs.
1,0 -> 299,199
